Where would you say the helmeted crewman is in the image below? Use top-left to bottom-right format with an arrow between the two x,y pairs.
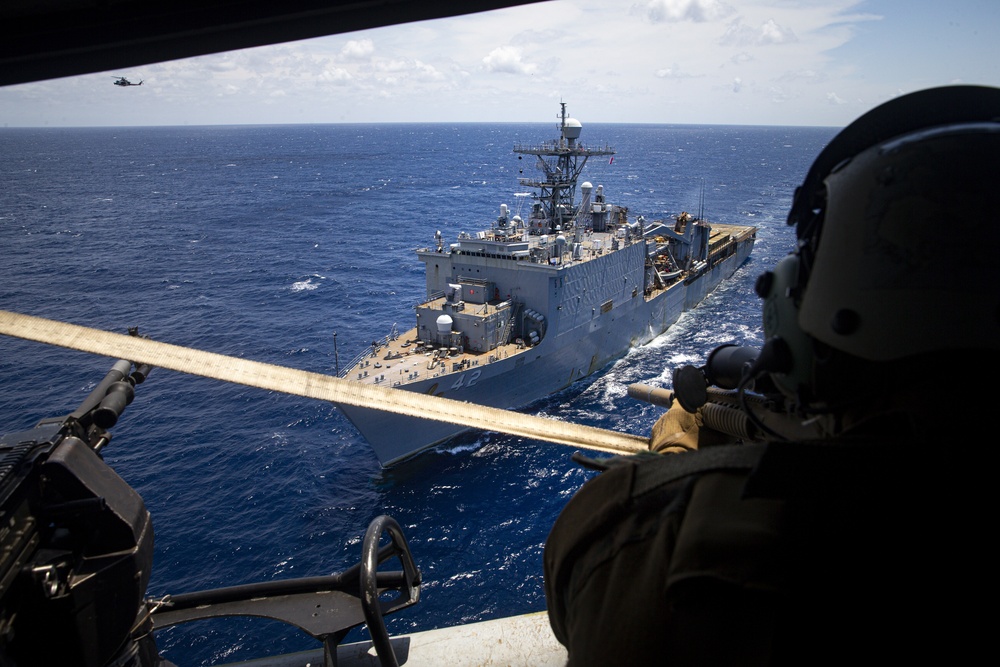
545,85 -> 1000,666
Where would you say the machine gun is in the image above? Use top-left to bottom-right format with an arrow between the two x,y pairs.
0,346 -> 421,667
628,343 -> 833,443
0,353 -> 156,666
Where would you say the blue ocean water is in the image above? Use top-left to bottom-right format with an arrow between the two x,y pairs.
0,121 -> 835,664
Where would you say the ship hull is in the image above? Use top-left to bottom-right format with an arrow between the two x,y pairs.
338,236 -> 754,466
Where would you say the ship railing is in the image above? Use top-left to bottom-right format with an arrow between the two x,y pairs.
518,177 -> 576,189
707,240 -> 733,266
423,290 -> 446,304
456,276 -> 490,288
513,141 -> 616,155
338,323 -> 400,378
705,227 -> 755,269
707,233 -> 750,268
340,349 -> 373,378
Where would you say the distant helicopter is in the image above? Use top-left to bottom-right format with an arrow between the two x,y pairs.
112,76 -> 142,86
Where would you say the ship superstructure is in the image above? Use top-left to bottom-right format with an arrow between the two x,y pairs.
339,105 -> 756,466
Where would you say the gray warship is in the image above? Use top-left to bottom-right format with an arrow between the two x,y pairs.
338,104 -> 757,466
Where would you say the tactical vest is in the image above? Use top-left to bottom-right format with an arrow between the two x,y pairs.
543,439 -> 948,665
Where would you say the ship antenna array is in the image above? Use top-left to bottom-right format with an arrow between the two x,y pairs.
699,178 -> 706,220
559,101 -> 567,135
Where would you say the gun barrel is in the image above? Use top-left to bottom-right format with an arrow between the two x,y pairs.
627,383 -> 676,409
132,363 -> 153,384
93,380 -> 135,428
71,360 -> 132,420
69,358 -> 152,432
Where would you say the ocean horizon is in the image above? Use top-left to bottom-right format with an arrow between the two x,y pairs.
0,121 -> 835,664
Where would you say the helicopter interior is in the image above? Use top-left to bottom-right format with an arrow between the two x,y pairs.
0,1 -> 544,87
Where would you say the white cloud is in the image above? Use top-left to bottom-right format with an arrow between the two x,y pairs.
721,17 -> 796,47
720,19 -> 757,47
482,46 -> 539,75
640,0 -> 734,23
414,60 -> 446,81
341,39 -> 375,59
319,67 -> 353,83
759,18 -> 797,44
1,0 -> 996,127
376,58 -> 411,74
655,63 -> 699,79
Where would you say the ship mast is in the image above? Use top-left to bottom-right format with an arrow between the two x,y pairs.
514,102 -> 615,233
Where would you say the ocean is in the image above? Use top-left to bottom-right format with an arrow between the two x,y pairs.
0,121 -> 836,664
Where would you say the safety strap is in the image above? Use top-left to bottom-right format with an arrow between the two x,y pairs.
0,309 -> 648,457
631,442 -> 767,498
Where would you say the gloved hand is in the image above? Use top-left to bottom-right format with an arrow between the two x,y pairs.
648,403 -> 735,453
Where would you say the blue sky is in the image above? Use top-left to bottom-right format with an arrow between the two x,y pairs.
1,0 -> 997,128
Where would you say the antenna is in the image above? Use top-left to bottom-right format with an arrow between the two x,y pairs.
559,101 -> 567,147
333,331 -> 340,377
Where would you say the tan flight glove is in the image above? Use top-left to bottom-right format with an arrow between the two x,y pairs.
648,403 -> 735,453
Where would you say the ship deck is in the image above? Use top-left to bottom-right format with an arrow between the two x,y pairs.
440,226 -> 634,270
706,222 -> 758,250
346,328 -> 527,388
345,220 -> 756,388
706,222 -> 758,240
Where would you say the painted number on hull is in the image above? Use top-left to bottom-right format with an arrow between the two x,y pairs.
451,370 -> 482,391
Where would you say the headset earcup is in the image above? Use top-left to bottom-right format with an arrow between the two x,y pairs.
760,254 -> 815,400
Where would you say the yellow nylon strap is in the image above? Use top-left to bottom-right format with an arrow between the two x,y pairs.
0,310 -> 648,457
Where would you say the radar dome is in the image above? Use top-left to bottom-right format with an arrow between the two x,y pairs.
436,314 -> 453,333
563,118 -> 582,141
581,181 -> 593,192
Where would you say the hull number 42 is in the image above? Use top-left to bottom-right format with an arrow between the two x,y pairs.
451,370 -> 482,391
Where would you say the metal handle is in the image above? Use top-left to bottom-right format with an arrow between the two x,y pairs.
360,515 -> 420,667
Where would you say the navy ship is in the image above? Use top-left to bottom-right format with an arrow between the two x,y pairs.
338,104 -> 757,466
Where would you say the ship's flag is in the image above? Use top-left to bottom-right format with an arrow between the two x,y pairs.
609,156 -> 614,164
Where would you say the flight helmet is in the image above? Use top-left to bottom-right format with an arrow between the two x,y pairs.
757,85 -> 1000,407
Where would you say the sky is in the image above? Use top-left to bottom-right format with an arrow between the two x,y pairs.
1,0 -> 997,128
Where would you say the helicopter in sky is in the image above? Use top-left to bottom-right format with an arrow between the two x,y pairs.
112,75 -> 142,86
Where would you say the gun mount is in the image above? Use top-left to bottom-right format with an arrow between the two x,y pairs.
0,354 -> 421,666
